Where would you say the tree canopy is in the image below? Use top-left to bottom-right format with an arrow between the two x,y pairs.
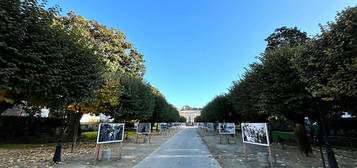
197,6 -> 357,155
0,0 -> 182,124
0,0 -> 102,109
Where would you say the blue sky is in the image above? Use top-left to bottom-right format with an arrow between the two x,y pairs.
48,0 -> 356,108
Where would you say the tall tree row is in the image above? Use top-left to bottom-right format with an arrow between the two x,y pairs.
0,0 -> 184,153
197,6 -> 357,155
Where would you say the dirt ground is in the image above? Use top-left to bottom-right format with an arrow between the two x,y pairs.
197,128 -> 357,168
0,128 -> 181,168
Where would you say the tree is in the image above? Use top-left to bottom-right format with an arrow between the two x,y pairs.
57,12 -> 146,148
293,6 -> 357,115
0,0 -> 103,111
260,46 -> 315,155
111,75 -> 155,122
265,26 -> 308,51
0,0 -> 105,161
257,26 -> 315,155
200,94 -> 237,122
59,11 -> 145,77
229,63 -> 267,122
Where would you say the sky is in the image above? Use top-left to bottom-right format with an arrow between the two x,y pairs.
48,0 -> 356,108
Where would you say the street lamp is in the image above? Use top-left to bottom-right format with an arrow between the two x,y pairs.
312,93 -> 339,168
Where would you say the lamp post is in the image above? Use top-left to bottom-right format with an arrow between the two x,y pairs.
312,121 -> 326,168
312,93 -> 339,168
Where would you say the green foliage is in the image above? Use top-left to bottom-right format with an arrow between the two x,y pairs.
57,11 -> 146,115
260,46 -> 317,122
229,63 -> 267,122
293,6 -> 357,114
81,131 -> 98,139
110,75 -> 155,121
0,0 -> 103,108
59,11 -> 145,76
0,0 -> 180,125
272,131 -> 297,143
265,26 -> 308,51
199,7 -> 357,155
198,94 -> 236,122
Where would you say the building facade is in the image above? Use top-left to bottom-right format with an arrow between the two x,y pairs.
179,106 -> 201,125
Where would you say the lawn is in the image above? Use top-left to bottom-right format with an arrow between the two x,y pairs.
272,131 -> 296,143
81,130 -> 137,139
0,130 -> 138,149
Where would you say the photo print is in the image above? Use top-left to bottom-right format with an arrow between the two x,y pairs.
207,123 -> 214,130
159,123 -> 167,130
203,122 -> 208,128
197,122 -> 204,127
97,123 -> 125,144
137,123 -> 151,134
167,122 -> 173,128
241,123 -> 271,146
219,123 -> 235,134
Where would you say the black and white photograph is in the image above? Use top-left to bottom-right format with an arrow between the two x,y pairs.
159,123 -> 167,130
219,123 -> 235,135
203,122 -> 208,128
197,122 -> 204,128
96,123 -> 125,144
137,123 -> 151,134
207,123 -> 214,130
241,123 -> 271,146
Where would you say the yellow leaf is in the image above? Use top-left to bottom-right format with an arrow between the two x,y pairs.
321,97 -> 334,101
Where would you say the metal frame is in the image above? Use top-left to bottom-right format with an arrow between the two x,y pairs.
96,123 -> 125,144
136,123 -> 152,134
241,123 -> 271,147
218,123 -> 236,135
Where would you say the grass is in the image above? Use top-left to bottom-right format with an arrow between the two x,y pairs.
81,131 -> 98,139
127,131 -> 136,135
0,130 -> 138,149
81,130 -> 137,139
272,131 -> 296,142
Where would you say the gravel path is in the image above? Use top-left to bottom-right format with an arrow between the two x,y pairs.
134,127 -> 221,168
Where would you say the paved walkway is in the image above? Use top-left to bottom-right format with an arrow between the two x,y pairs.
134,127 -> 221,168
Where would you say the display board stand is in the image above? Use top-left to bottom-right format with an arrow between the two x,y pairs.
95,142 -> 123,161
167,128 -> 172,136
219,134 -> 236,144
136,134 -> 151,144
219,135 -> 229,144
243,142 -> 248,160
267,146 -> 273,168
242,142 -> 273,167
159,129 -> 168,136
95,143 -> 101,160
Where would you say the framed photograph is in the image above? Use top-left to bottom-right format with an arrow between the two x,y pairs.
207,123 -> 214,130
96,123 -> 125,144
159,123 -> 167,130
167,122 -> 172,128
203,122 -> 208,128
137,123 -> 151,134
219,123 -> 235,135
241,123 -> 271,146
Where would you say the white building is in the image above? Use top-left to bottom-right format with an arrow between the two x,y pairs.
179,106 -> 201,125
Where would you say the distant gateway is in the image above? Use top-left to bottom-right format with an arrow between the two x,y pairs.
179,106 -> 201,125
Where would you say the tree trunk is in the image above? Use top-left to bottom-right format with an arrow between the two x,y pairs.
293,121 -> 312,156
151,122 -> 154,132
53,109 -> 68,163
70,112 -> 82,153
